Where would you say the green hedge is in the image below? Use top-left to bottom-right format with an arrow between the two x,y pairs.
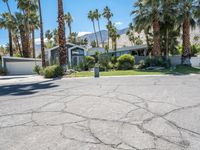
117,54 -> 134,70
43,65 -> 64,78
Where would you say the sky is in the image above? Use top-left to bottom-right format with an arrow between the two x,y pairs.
0,0 -> 135,45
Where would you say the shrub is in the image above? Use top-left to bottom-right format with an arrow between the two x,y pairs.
43,65 -> 64,78
145,57 -> 171,68
99,54 -> 111,71
84,56 -> 95,70
117,54 -> 134,70
33,65 -> 41,75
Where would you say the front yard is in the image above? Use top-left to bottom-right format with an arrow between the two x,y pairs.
66,65 -> 200,78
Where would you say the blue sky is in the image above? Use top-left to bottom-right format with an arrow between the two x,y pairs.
0,0 -> 135,45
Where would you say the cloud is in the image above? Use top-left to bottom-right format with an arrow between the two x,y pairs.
78,32 -> 92,37
35,38 -> 48,45
114,22 -> 123,26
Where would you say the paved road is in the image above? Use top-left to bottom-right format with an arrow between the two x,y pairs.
0,75 -> 200,150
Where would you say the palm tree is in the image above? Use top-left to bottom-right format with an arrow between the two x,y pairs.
58,0 -> 67,67
178,0 -> 196,65
29,12 -> 39,58
88,10 -> 99,47
109,24 -> 120,59
94,9 -> 104,47
52,28 -> 59,46
126,23 -> 135,46
64,12 -> 73,42
38,0 -> 46,67
2,0 -> 13,56
132,0 -> 162,56
103,6 -> 113,49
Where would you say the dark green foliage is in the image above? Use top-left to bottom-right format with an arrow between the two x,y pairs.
191,45 -> 200,56
98,54 -> 111,71
43,65 -> 64,78
77,56 -> 95,71
144,57 -> 171,68
33,65 -> 41,75
117,54 -> 134,70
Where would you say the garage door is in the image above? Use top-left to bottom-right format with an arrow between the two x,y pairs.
6,62 -> 41,75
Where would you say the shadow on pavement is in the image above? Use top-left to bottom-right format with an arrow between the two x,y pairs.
0,80 -> 59,96
0,76 -> 27,80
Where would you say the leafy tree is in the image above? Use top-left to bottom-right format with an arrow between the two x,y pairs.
88,10 -> 99,47
64,12 -> 73,42
103,6 -> 113,49
94,9 -> 104,47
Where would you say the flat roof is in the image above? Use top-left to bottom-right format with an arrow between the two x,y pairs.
87,44 -> 147,56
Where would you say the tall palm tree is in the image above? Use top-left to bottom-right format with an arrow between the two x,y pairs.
2,0 -> 13,56
94,9 -> 104,47
109,24 -> 120,51
132,0 -> 162,56
29,12 -> 39,58
58,0 -> 67,67
64,12 -> 73,42
88,10 -> 99,47
178,0 -> 196,65
103,6 -> 113,49
126,23 -> 135,46
38,0 -> 46,67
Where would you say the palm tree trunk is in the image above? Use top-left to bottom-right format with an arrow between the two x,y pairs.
20,29 -> 29,57
182,15 -> 191,65
165,28 -> 169,58
92,21 -> 99,47
38,0 -> 46,67
58,0 -> 67,67
68,23 -> 72,42
144,29 -> 150,54
8,30 -> 13,56
32,29 -> 35,58
152,18 -> 161,56
107,20 -> 111,49
97,19 -> 104,48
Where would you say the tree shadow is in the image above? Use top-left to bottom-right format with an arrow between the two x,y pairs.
0,80 -> 59,96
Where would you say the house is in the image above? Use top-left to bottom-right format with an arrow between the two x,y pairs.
46,43 -> 86,66
47,44 -> 147,66
87,44 -> 148,57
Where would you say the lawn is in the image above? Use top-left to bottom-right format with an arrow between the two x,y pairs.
66,65 -> 200,78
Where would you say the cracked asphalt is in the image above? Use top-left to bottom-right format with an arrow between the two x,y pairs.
0,75 -> 200,150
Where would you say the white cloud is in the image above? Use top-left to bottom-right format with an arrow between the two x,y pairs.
78,32 -> 92,37
35,38 -> 48,45
114,22 -> 123,26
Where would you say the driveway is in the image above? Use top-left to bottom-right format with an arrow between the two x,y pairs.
0,75 -> 200,150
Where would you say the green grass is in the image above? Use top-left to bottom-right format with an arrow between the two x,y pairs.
172,65 -> 200,74
66,65 -> 200,78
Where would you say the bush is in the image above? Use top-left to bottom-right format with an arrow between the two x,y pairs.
99,54 -> 111,71
84,56 -> 95,70
117,54 -> 134,70
145,57 -> 171,68
43,65 -> 64,78
33,65 -> 41,75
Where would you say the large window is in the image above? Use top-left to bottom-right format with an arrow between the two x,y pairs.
71,48 -> 84,66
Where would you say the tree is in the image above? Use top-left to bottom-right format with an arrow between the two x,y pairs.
45,30 -> 53,48
94,9 -> 104,47
29,12 -> 39,58
109,24 -> 120,60
126,23 -> 135,45
17,0 -> 38,58
132,0 -> 162,56
52,29 -> 59,46
178,0 -> 197,65
58,0 -> 67,67
2,0 -> 13,56
103,6 -> 113,49
64,12 -> 73,42
38,0 -> 46,67
88,10 -> 99,47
